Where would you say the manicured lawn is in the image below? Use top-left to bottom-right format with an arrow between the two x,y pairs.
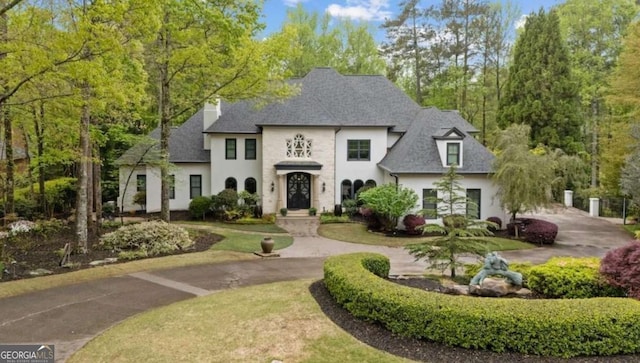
318,223 -> 534,250
69,279 -> 409,363
178,220 -> 287,233
622,223 -> 640,238
210,232 -> 293,253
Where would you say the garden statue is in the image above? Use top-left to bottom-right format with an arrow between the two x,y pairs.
470,252 -> 522,287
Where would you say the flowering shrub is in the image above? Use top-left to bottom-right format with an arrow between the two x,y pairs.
8,220 -> 36,235
402,214 -> 425,235
486,216 -> 502,232
522,219 -> 558,245
361,208 -> 384,231
100,221 -> 193,258
600,242 -> 640,299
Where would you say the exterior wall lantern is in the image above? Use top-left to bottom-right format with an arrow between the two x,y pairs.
322,182 -> 326,192
270,181 -> 275,192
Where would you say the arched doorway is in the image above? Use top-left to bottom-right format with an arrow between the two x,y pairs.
287,172 -> 311,209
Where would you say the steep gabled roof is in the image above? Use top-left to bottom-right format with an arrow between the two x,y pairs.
116,109 -> 209,165
205,67 -> 422,133
378,107 -> 494,174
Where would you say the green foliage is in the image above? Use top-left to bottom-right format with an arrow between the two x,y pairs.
216,189 -> 238,210
9,178 -> 77,219
324,253 -> 640,358
621,125 -> 640,211
492,125 -> 554,220
189,196 -> 212,220
280,208 -> 288,217
133,191 -> 146,210
498,9 -> 582,153
100,221 -> 193,257
341,199 -> 358,217
527,257 -> 624,299
238,191 -> 259,206
308,207 -> 317,216
408,167 -> 494,277
464,262 -> 534,287
358,183 -> 418,232
320,214 -> 350,224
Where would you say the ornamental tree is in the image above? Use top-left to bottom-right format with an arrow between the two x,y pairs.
358,183 -> 418,232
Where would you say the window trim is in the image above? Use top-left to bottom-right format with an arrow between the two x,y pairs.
225,177 -> 237,191
446,142 -> 460,166
347,139 -> 371,161
422,188 -> 437,220
245,138 -> 257,160
466,188 -> 481,219
190,175 -> 202,199
225,138 -> 237,160
244,177 -> 257,194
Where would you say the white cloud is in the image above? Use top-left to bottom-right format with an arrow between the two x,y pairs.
325,0 -> 392,21
283,0 -> 308,7
515,14 -> 528,30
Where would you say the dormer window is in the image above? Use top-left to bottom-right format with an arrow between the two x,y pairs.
446,142 -> 460,166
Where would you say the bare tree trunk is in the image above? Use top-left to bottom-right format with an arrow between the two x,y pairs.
159,11 -> 171,222
590,99 -> 598,188
94,149 -> 102,236
35,102 -> 46,215
75,82 -> 90,253
0,7 -> 13,216
411,8 -> 422,105
20,123 -> 34,196
86,141 -> 94,238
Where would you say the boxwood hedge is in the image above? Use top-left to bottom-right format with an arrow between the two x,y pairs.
324,253 -> 640,358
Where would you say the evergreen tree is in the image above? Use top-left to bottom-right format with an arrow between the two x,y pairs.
498,9 -> 582,153
407,166 -> 494,278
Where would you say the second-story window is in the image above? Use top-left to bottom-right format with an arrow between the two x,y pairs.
226,138 -> 236,160
347,140 -> 370,161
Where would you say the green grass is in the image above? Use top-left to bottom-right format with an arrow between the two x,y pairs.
69,279 -> 410,363
211,232 -> 293,253
178,220 -> 287,233
622,223 -> 640,238
318,223 -> 533,250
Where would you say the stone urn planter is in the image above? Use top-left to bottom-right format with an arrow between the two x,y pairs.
261,237 -> 275,253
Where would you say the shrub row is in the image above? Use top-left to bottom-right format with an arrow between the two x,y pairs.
527,257 -> 625,299
324,253 -> 640,358
508,218 -> 558,245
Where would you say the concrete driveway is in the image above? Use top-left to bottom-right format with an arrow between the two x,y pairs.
0,206 -> 635,362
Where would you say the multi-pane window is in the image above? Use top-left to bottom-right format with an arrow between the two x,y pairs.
466,189 -> 481,219
169,175 -> 175,199
190,175 -> 202,199
136,175 -> 146,192
422,189 -> 437,219
225,177 -> 237,191
225,138 -> 236,160
245,177 -> 257,194
286,134 -> 312,158
446,143 -> 460,166
347,140 -> 370,161
341,180 -> 353,201
245,139 -> 256,160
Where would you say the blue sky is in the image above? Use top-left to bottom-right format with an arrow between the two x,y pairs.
261,0 -> 563,41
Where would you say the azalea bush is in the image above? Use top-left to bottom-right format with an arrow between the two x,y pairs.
100,221 -> 193,259
600,242 -> 640,299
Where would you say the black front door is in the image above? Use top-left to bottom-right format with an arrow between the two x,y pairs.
287,173 -> 311,209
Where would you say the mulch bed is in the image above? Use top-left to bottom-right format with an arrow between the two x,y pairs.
309,280 -> 640,363
1,223 -> 222,281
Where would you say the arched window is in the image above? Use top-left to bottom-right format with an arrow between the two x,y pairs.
225,177 -> 237,191
244,177 -> 257,194
341,180 -> 353,202
353,180 -> 364,196
365,179 -> 377,188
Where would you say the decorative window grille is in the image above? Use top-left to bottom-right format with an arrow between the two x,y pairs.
286,134 -> 312,158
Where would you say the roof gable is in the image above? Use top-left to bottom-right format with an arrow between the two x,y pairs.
433,127 -> 466,140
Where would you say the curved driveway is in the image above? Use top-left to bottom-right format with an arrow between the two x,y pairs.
0,207 -> 634,362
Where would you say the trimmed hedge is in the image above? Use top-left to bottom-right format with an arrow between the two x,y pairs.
528,257 -> 625,299
324,253 -> 640,358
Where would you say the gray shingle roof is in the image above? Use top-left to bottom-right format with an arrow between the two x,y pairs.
205,67 -> 422,133
378,107 -> 494,174
117,109 -> 210,165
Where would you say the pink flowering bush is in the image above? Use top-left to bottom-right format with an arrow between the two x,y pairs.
402,214 -> 425,235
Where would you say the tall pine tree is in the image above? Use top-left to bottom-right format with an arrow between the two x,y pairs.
498,9 -> 582,153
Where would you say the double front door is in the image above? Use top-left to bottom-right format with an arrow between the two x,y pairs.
287,172 -> 311,209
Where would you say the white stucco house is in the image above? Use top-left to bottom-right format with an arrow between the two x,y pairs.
117,67 -> 505,222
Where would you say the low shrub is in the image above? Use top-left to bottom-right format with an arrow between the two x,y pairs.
334,204 -> 343,217
522,219 -> 558,245
324,253 -> 640,358
342,199 -> 358,217
360,208 -> 384,231
402,214 -> 425,235
486,216 -> 502,232
189,196 -> 211,220
100,221 -> 193,257
217,189 -> 238,210
262,213 -> 276,223
320,214 -> 350,224
527,257 -> 624,299
600,242 -> 640,299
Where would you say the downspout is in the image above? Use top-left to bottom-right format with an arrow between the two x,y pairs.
389,173 -> 398,190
